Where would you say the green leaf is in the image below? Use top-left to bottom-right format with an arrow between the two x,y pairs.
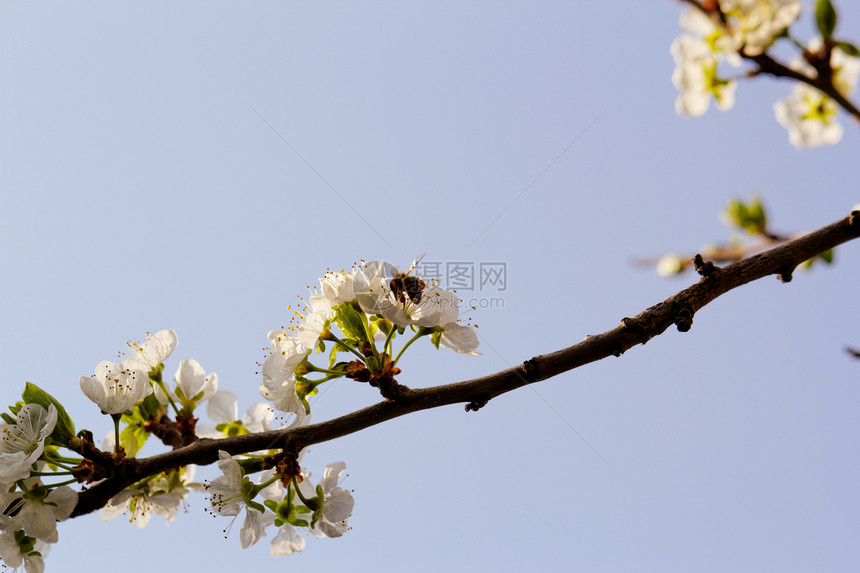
119,422 -> 149,457
746,196 -> 767,234
722,196 -> 768,236
137,393 -> 163,420
119,397 -> 162,456
800,248 -> 835,270
836,41 -> 860,57
430,329 -> 442,350
722,199 -> 746,229
815,0 -> 838,39
21,383 -> 75,446
332,301 -> 370,343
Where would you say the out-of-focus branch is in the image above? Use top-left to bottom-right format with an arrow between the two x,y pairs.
70,211 -> 860,518
747,52 -> 860,125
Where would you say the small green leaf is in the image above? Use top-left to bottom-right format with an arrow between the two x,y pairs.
800,248 -> 835,270
815,0 -> 838,39
722,199 -> 746,229
22,383 -> 75,446
119,421 -> 149,457
747,196 -> 767,234
137,393 -> 162,419
332,301 -> 370,343
836,41 -> 860,57
722,196 -> 768,236
430,329 -> 443,350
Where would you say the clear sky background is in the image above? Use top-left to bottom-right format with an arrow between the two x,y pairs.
2,2 -> 859,572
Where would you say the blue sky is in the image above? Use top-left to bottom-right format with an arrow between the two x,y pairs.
2,2 -> 859,572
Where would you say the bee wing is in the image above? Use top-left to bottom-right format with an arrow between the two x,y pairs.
406,252 -> 427,275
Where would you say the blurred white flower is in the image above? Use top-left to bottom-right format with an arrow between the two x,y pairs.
670,12 -> 737,117
721,0 -> 802,56
774,83 -> 842,148
656,253 -> 687,277
773,40 -> 860,148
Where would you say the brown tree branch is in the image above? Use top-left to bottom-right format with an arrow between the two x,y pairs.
70,211 -> 860,518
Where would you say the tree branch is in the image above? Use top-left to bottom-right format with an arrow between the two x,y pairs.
70,211 -> 860,518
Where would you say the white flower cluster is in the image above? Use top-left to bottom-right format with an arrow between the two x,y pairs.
206,451 -> 354,557
671,1 -> 801,117
78,329 -> 180,416
0,404 -> 74,573
671,1 -> 860,148
774,39 -> 860,148
1,254 -> 480,570
353,260 -> 481,355
261,258 -> 480,418
100,466 -> 201,528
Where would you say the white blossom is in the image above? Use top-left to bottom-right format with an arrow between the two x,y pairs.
0,481 -> 76,543
318,270 -> 356,306
261,331 -> 309,392
153,359 -> 218,408
309,462 -> 354,539
438,323 -> 481,356
773,40 -> 860,148
125,329 -> 178,372
774,83 -> 843,148
198,391 -> 278,438
0,404 -> 57,485
270,524 -> 306,557
0,531 -> 49,573
100,466 -> 199,528
656,253 -> 687,276
79,360 -> 152,415
207,451 -> 275,549
671,25 -> 737,117
721,0 -> 802,56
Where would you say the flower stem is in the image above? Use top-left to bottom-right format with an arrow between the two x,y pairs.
155,379 -> 181,416
292,475 -> 313,506
327,332 -> 367,362
392,327 -> 427,367
111,412 -> 122,453
383,324 -> 397,358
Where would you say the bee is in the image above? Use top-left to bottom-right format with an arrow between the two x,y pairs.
389,253 -> 427,306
